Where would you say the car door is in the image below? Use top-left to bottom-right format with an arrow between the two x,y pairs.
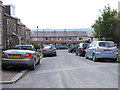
76,44 -> 81,54
33,48 -> 39,64
86,42 -> 92,58
89,42 -> 98,58
87,42 -> 97,59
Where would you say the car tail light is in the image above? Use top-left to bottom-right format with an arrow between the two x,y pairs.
1,52 -> 5,56
116,48 -> 118,52
116,48 -> 119,55
25,53 -> 32,57
79,47 -> 83,50
43,49 -> 46,51
97,47 -> 99,49
53,49 -> 56,51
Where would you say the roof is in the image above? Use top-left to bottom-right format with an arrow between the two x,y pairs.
17,20 -> 25,26
31,31 -> 88,37
31,28 -> 93,36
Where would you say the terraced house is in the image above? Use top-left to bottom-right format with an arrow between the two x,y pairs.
31,30 -> 88,46
0,1 -> 31,49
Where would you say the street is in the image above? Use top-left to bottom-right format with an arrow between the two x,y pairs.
2,50 -> 118,88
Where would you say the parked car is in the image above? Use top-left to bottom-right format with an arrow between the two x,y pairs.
42,45 -> 57,56
76,43 -> 89,56
1,45 -> 41,70
56,45 -> 68,50
85,41 -> 118,62
68,45 -> 78,53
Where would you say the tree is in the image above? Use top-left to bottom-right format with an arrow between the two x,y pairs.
92,4 -> 119,42
33,43 -> 40,49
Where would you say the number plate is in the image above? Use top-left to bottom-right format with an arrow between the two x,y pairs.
104,50 -> 112,52
10,55 -> 20,57
47,50 -> 52,52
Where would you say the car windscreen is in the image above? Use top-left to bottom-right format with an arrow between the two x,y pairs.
99,42 -> 115,47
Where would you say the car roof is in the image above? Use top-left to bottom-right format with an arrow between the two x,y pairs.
92,41 -> 114,43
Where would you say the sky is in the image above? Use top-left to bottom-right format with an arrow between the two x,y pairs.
2,0 -> 120,29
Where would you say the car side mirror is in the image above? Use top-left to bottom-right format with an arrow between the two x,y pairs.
115,44 -> 118,47
86,46 -> 89,48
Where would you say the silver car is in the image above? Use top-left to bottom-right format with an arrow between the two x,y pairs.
85,41 -> 118,62
42,45 -> 57,56
1,45 -> 41,70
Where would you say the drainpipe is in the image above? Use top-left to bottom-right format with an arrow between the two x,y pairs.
18,37 -> 21,45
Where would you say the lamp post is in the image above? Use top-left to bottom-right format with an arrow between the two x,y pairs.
37,26 -> 38,44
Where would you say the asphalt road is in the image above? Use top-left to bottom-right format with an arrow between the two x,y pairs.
2,50 -> 118,88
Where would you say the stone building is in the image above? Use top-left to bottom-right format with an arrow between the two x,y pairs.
1,4 -> 31,49
0,0 -> 4,50
17,19 -> 26,45
3,8 -> 19,48
31,31 -> 88,46
25,27 -> 31,45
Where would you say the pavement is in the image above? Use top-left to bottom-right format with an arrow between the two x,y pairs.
0,55 -> 43,84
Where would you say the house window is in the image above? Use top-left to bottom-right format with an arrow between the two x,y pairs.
46,37 -> 49,40
14,24 -> 16,31
79,37 -> 83,40
7,19 -> 10,31
39,38 -> 43,41
68,37 -> 71,40
33,38 -> 37,41
57,37 -> 61,41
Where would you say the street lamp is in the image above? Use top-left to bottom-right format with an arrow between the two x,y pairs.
37,26 -> 38,44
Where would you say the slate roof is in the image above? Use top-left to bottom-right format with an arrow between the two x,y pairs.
31,31 -> 88,37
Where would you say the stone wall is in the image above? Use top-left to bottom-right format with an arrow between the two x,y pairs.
0,0 -> 3,50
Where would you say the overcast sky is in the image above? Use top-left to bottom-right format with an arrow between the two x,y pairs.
2,0 -> 120,29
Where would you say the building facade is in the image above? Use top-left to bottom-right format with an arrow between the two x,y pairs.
0,0 -> 4,50
31,31 -> 88,46
25,27 -> 31,45
17,19 -> 26,45
1,3 -> 31,49
3,12 -> 19,48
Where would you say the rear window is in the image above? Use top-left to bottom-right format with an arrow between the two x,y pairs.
99,42 -> 115,47
15,46 -> 33,50
44,45 -> 54,49
83,44 -> 89,48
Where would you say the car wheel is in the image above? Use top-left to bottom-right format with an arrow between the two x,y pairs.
92,54 -> 97,62
29,59 -> 36,70
85,55 -> 88,59
76,53 -> 78,55
79,51 -> 82,56
2,64 -> 7,70
54,54 -> 57,56
36,58 -> 41,65
112,58 -> 117,62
